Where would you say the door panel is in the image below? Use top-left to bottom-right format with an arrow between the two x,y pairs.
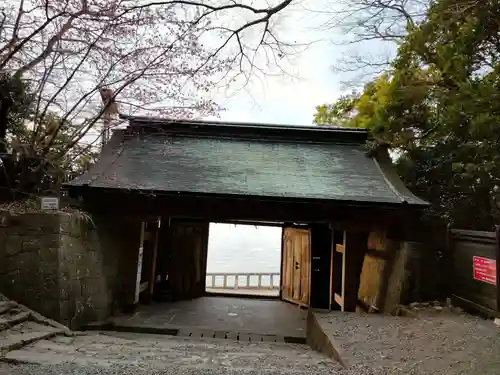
167,219 -> 209,300
281,227 -> 311,307
300,233 -> 311,305
281,230 -> 293,301
292,236 -> 302,300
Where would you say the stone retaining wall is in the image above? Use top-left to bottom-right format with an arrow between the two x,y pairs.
0,212 -> 141,329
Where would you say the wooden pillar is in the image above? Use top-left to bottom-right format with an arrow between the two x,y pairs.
148,217 -> 161,297
331,229 -> 344,311
133,221 -> 146,306
342,230 -> 369,312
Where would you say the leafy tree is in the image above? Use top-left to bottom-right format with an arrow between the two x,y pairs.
315,0 -> 500,230
0,73 -> 32,152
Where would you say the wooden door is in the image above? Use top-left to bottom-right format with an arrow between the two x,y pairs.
281,227 -> 311,307
167,219 -> 209,300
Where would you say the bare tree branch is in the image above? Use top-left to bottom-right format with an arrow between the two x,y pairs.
305,0 -> 428,83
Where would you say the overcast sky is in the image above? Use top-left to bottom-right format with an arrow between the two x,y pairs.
202,1 -> 345,126
203,1 -> 396,268
203,1 -> 394,126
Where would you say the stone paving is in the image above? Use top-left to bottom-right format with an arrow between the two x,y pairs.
2,331 -> 342,373
110,298 -> 307,340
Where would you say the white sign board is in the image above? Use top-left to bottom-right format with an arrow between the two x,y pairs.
41,197 -> 60,211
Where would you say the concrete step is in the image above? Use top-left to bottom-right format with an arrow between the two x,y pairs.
3,331 -> 343,373
0,321 -> 65,355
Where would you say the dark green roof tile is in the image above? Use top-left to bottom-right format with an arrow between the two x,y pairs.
67,122 -> 428,207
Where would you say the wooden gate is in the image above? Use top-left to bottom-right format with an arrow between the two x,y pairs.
167,219 -> 209,300
281,227 -> 311,307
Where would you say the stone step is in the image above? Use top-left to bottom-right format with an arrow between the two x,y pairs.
3,331 -> 343,373
0,311 -> 31,331
0,321 -> 65,355
0,301 -> 18,315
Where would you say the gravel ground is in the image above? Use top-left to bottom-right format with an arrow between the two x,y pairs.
314,311 -> 500,375
0,362 -> 380,375
6,361 -> 495,375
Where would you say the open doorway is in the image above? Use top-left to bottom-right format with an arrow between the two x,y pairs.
205,223 -> 282,297
112,219 -> 310,342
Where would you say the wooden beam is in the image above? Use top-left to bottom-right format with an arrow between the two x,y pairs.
83,189 -> 414,232
342,230 -> 369,312
133,221 -> 146,305
329,246 -> 334,310
334,293 -> 343,307
148,217 -> 161,297
280,227 -> 285,300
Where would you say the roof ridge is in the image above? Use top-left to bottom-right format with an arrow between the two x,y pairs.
120,114 -> 366,134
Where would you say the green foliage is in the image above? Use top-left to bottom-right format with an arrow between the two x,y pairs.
0,73 -> 33,149
0,72 -> 97,198
314,0 -> 500,230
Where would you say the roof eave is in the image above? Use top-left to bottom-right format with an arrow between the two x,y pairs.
65,184 -> 429,209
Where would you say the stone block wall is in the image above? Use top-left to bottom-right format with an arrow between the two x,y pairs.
0,212 -> 141,329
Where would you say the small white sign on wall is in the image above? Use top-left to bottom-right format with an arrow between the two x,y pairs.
40,196 -> 60,211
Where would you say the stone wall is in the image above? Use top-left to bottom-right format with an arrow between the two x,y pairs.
0,212 -> 141,329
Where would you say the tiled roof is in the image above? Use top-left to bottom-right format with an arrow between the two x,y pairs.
66,117 -> 428,206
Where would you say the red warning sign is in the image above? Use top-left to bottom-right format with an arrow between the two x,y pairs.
473,256 -> 497,285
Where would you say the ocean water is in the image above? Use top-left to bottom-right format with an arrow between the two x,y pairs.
206,223 -> 282,287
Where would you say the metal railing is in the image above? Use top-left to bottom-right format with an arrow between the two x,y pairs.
206,273 -> 280,290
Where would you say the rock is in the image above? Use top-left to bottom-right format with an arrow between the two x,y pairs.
420,302 -> 430,308
494,318 -> 500,327
409,302 -> 419,309
434,306 -> 444,312
451,306 -> 464,314
431,301 -> 441,307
